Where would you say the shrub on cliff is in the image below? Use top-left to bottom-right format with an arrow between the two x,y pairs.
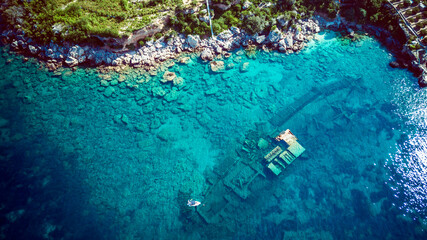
170,10 -> 210,36
245,15 -> 268,35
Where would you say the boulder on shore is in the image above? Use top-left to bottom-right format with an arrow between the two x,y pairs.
389,61 -> 400,68
201,48 -> 214,61
65,56 -> 78,67
187,35 -> 199,48
267,28 -> 282,43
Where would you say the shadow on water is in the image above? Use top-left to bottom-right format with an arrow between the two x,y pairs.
0,135 -> 117,239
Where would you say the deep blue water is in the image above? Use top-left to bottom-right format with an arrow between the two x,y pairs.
0,31 -> 426,239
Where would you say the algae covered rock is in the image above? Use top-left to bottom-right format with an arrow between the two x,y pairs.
226,62 -> 234,70
121,114 -> 129,125
152,87 -> 166,97
150,118 -> 161,129
0,117 -> 9,128
205,87 -> 219,95
164,90 -> 180,102
173,77 -> 184,87
162,71 -> 176,83
104,86 -> 115,97
157,127 -> 176,141
135,123 -> 147,132
210,61 -> 225,72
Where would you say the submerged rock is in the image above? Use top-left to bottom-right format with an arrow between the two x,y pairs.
152,87 -> 166,97
162,71 -> 176,83
226,62 -> 235,69
0,117 -> 9,128
210,61 -> 225,72
135,123 -> 147,132
157,127 -> 175,141
164,90 -> 180,102
104,86 -> 115,97
205,87 -> 219,95
240,62 -> 250,72
173,77 -> 184,87
121,114 -> 129,125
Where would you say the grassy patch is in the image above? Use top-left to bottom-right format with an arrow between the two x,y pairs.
2,0 -> 176,44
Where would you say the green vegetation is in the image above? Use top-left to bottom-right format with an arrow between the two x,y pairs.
340,0 -> 401,37
1,0 -> 175,44
204,0 -> 339,35
169,6 -> 211,36
0,0 -> 412,46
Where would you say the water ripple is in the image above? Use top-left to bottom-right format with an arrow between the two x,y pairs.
387,78 -> 427,219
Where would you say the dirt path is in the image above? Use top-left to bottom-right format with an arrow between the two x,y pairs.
61,0 -> 78,10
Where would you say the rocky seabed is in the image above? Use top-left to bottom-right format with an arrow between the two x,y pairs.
2,16 -> 427,86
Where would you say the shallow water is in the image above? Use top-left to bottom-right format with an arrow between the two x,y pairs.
0,31 -> 426,239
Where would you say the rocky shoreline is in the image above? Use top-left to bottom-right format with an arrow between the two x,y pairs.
0,18 -> 320,70
1,16 -> 426,86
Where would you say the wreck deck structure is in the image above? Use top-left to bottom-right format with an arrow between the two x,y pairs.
196,129 -> 305,224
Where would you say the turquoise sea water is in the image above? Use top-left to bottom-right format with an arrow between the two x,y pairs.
0,31 -> 426,239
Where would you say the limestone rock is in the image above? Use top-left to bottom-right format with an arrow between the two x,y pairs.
69,45 -> 84,57
28,45 -> 38,54
210,61 -> 225,72
201,48 -> 214,61
214,3 -> 231,11
187,35 -> 199,48
179,57 -> 191,64
217,30 -> 233,41
242,0 -> 252,9
255,35 -> 266,44
267,28 -> 282,43
65,56 -> 78,67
